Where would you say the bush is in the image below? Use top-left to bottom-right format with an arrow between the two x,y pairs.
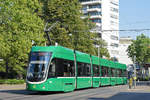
0,79 -> 25,84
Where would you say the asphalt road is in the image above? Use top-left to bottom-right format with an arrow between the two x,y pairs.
0,85 -> 150,100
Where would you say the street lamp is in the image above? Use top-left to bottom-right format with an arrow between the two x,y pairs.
69,33 -> 73,48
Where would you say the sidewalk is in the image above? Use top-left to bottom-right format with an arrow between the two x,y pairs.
0,84 -> 26,90
0,84 -> 150,92
126,86 -> 150,93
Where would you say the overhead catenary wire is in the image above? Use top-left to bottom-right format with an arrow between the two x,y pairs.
57,23 -> 150,34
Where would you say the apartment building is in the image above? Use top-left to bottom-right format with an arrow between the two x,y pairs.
79,0 -> 119,59
119,37 -> 133,65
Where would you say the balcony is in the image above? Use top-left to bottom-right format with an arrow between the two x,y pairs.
95,23 -> 101,26
81,0 -> 102,5
90,24 -> 102,32
87,8 -> 101,12
90,15 -> 102,19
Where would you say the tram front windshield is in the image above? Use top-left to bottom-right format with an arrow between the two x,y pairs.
27,52 -> 52,82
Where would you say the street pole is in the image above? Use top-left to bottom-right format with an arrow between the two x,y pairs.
97,45 -> 101,86
133,55 -> 136,88
98,46 -> 100,58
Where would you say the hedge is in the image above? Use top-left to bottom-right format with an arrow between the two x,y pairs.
0,79 -> 25,84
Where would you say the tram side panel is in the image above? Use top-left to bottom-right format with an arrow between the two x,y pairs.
75,52 -> 92,89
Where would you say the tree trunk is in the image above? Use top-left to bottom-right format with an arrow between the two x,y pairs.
5,60 -> 9,78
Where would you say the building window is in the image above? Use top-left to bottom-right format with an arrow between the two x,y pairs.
110,35 -> 118,40
91,19 -> 101,23
110,7 -> 119,13
80,0 -> 100,2
110,0 -> 119,6
89,11 -> 101,16
110,14 -> 118,19
111,43 -> 119,47
89,4 -> 101,9
97,33 -> 102,38
111,50 -> 119,55
110,20 -> 118,25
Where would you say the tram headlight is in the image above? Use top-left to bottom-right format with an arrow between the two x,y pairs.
49,81 -> 52,83
33,85 -> 36,88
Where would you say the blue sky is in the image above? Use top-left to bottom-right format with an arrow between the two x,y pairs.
120,0 -> 150,38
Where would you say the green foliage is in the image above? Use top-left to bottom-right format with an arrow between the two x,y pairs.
0,0 -> 110,79
94,38 -> 110,58
0,61 -> 5,72
39,0 -> 101,55
0,0 -> 45,78
127,34 -> 150,65
0,79 -> 25,84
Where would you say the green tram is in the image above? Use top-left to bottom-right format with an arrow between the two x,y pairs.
26,46 -> 127,92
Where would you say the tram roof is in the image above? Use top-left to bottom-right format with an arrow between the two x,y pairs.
31,46 -> 126,69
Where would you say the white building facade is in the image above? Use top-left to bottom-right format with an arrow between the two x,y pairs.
119,37 -> 133,65
80,0 -> 119,59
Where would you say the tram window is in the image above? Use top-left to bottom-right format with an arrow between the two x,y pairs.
125,70 -> 127,77
77,62 -> 84,76
63,60 -> 75,77
85,63 -> 91,76
55,59 -> 64,77
121,70 -> 124,77
48,60 -> 56,77
116,69 -> 118,77
119,69 -> 122,77
101,66 -> 105,77
108,68 -> 111,77
115,69 -> 117,77
93,65 -> 99,77
105,67 -> 108,77
122,70 -> 125,77
110,68 -> 113,77
48,58 -> 75,77
77,62 -> 91,77
101,66 -> 108,77
124,70 -> 127,77
116,69 -> 120,77
111,68 -> 116,77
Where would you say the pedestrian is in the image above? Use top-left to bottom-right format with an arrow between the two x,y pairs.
129,77 -> 133,89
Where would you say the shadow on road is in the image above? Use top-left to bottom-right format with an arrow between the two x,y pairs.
136,81 -> 150,86
88,92 -> 150,100
0,86 -> 124,96
0,89 -> 64,95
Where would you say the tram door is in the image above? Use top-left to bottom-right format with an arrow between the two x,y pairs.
77,62 -> 92,89
55,58 -> 76,92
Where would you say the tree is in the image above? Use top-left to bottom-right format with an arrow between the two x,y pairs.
39,0 -> 97,54
0,0 -> 45,78
0,0 -> 110,79
127,34 -> 150,66
94,38 -> 110,58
